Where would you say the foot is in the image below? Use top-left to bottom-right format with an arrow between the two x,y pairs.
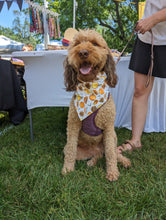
87,158 -> 97,167
106,169 -> 120,182
117,153 -> 131,168
117,139 -> 142,153
62,163 -> 75,174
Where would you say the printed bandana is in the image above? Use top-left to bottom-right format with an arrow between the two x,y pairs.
74,72 -> 110,121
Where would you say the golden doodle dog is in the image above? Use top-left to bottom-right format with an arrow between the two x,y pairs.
62,29 -> 131,181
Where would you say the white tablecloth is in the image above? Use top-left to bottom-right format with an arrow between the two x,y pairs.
12,50 -> 166,133
113,57 -> 166,132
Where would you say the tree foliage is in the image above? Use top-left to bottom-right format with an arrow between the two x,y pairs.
0,9 -> 41,48
47,0 -> 145,52
0,0 -> 146,52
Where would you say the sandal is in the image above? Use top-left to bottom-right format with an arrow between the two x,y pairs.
118,140 -> 142,153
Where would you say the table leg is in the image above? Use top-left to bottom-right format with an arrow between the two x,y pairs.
29,110 -> 34,141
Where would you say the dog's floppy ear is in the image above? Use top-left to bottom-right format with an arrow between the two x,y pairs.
103,51 -> 118,88
64,57 -> 78,91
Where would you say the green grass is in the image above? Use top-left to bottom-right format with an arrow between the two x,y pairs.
0,107 -> 166,220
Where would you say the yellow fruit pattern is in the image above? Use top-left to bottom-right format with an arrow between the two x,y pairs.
89,95 -> 96,101
77,94 -> 81,101
80,102 -> 85,108
99,88 -> 104,95
74,72 -> 110,121
92,82 -> 99,89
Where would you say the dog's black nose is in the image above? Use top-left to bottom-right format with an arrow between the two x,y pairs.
79,49 -> 89,59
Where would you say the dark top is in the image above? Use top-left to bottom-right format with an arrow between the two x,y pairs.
0,59 -> 27,125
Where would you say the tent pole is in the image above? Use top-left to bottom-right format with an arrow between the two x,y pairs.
43,0 -> 49,50
73,0 -> 75,29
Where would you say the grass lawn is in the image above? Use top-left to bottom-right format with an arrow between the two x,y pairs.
0,107 -> 166,219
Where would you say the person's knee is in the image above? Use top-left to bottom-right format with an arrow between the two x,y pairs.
134,86 -> 146,98
134,73 -> 154,98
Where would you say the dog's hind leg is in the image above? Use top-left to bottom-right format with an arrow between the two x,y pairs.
87,150 -> 103,167
117,153 -> 131,168
113,131 -> 131,168
86,143 -> 104,167
76,143 -> 103,161
76,145 -> 94,161
76,146 -> 103,167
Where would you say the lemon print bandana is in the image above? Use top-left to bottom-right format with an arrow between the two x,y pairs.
74,72 -> 110,121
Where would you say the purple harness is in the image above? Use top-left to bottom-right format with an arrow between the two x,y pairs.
81,108 -> 102,136
81,93 -> 110,136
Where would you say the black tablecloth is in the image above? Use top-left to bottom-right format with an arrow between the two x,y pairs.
0,59 -> 27,125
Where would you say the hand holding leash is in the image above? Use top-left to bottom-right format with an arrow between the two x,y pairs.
135,20 -> 154,87
115,21 -> 154,87
135,18 -> 154,34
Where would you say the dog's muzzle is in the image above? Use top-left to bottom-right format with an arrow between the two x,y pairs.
79,49 -> 89,59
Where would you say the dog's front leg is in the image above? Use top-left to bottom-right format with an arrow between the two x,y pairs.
62,105 -> 81,174
103,127 -> 120,181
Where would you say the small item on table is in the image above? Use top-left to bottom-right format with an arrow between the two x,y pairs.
110,49 -> 121,57
62,28 -> 78,47
22,44 -> 33,51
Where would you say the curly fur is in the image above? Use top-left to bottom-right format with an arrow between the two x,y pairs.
62,29 -> 130,181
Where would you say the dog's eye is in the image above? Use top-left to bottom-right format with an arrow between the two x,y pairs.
92,42 -> 98,46
74,41 -> 80,46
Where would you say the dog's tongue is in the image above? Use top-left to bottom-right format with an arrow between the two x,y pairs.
80,63 -> 92,75
80,66 -> 91,75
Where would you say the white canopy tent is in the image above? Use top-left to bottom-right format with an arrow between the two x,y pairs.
0,35 -> 24,54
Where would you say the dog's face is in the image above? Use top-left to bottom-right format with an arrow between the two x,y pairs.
68,29 -> 108,80
64,29 -> 117,91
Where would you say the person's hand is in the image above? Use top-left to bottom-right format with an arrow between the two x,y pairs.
135,17 -> 155,34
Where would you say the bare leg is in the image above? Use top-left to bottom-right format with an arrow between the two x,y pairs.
118,72 -> 154,152
132,73 -> 154,144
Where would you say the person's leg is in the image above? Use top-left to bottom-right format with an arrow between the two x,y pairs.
118,72 -> 154,152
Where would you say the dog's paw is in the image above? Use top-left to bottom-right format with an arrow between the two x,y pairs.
123,158 -> 131,168
62,164 -> 74,175
119,156 -> 131,168
117,154 -> 131,168
87,158 -> 97,167
106,170 -> 120,182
